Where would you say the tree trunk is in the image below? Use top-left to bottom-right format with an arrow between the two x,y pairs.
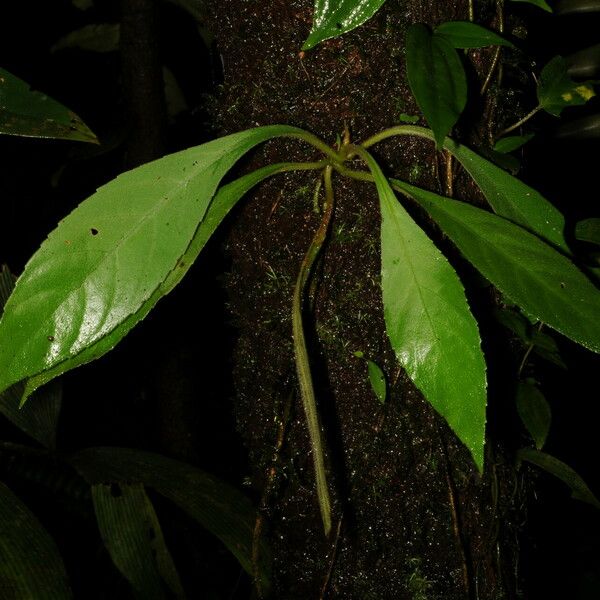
208,1 -> 523,597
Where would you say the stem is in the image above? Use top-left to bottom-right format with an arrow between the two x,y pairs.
285,131 -> 345,164
292,166 -> 335,536
361,125 -> 435,149
496,106 -> 541,139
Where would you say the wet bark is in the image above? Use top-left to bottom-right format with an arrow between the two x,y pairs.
208,1 -> 523,597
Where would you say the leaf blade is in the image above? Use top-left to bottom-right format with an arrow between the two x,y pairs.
406,25 -> 467,148
364,151 -> 487,469
435,21 -> 515,49
0,127 -> 302,400
0,481 -> 72,599
515,381 -> 551,449
0,68 -> 97,143
302,0 -> 386,50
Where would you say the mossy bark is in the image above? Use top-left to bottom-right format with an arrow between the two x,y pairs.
208,1 -> 522,597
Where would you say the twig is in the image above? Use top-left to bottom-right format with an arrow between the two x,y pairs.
319,516 -> 343,598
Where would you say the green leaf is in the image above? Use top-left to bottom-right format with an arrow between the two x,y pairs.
52,24 -> 120,53
435,21 -> 515,49
538,56 -> 597,116
71,447 -> 270,594
515,382 -> 551,449
354,351 -> 387,404
393,179 -> 600,353
0,126 -> 302,402
406,25 -> 467,148
0,481 -> 72,599
0,68 -> 97,143
509,0 -> 553,11
493,134 -> 534,153
441,135 -> 568,251
92,482 -> 185,600
364,150 -> 487,470
518,448 -> 600,509
0,266 -> 62,448
302,0 -> 386,50
575,218 -> 600,245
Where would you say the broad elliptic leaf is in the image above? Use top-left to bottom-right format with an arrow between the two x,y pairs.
0,126 -> 302,402
302,0 -> 386,50
509,0 -> 553,11
0,481 -> 72,599
52,24 -> 120,53
365,150 -> 487,470
441,134 -> 568,251
406,25 -> 467,148
537,56 -> 597,116
393,178 -> 600,353
493,134 -> 534,154
0,68 -> 97,143
0,266 -> 61,448
518,448 -> 600,509
92,482 -> 185,600
435,21 -> 515,49
515,381 -> 551,449
71,447 -> 271,594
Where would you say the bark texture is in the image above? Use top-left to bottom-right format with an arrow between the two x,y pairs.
208,1 -> 523,597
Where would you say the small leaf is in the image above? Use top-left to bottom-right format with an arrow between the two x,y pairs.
0,127 -> 303,402
493,134 -> 534,153
575,218 -> 600,245
515,381 -> 551,449
366,150 -> 487,470
302,0 -> 386,50
406,25 -> 467,148
441,134 -> 568,251
52,24 -> 120,53
435,21 -> 515,49
518,448 -> 600,509
0,68 -> 97,143
509,0 -> 553,11
398,113 -> 420,124
71,447 -> 271,594
92,482 -> 185,599
538,56 -> 597,117
354,351 -> 386,404
393,178 -> 600,353
0,481 -> 72,599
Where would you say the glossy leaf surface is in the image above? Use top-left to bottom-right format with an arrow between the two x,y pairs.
0,126 -> 301,401
435,21 -> 514,49
0,481 -> 72,599
0,266 -> 61,448
394,179 -> 600,353
406,25 -> 467,148
71,447 -> 270,593
368,151 -> 487,470
516,381 -> 551,449
0,68 -> 97,143
538,56 -> 596,116
302,0 -> 386,50
442,136 -> 568,251
92,482 -> 184,599
518,448 -> 600,509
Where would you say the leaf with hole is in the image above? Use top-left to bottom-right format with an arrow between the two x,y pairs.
92,482 -> 185,599
516,381 -> 551,449
365,150 -> 487,470
406,25 -> 467,148
518,448 -> 600,509
0,126 -> 303,403
538,56 -> 597,116
393,178 -> 600,353
302,0 -> 386,50
435,21 -> 515,49
0,67 -> 97,143
71,447 -> 271,594
0,481 -> 72,599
